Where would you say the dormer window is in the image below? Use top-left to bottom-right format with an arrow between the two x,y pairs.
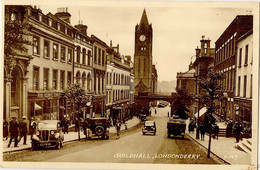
48,18 -> 52,26
57,23 -> 60,31
39,14 -> 42,21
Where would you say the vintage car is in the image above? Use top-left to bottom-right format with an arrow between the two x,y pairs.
84,118 -> 110,140
31,120 -> 64,150
142,121 -> 156,135
167,116 -> 186,139
139,114 -> 147,122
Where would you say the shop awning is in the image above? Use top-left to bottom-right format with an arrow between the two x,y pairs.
34,103 -> 42,111
194,107 -> 207,119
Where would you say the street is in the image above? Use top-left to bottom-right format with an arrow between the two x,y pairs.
3,106 -> 221,164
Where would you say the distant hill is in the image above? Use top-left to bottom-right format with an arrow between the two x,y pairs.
157,80 -> 176,93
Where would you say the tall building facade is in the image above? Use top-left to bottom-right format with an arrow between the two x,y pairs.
106,42 -> 131,122
234,29 -> 253,130
214,15 -> 253,121
134,9 -> 156,95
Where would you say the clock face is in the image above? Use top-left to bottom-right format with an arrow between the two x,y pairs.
139,35 -> 146,42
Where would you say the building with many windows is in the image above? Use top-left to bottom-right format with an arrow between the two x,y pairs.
214,15 -> 253,121
234,29 -> 253,131
4,6 -> 76,122
91,35 -> 108,117
106,42 -> 131,123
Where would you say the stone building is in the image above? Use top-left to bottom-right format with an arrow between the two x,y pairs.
106,42 -> 131,123
4,6 -> 75,121
73,22 -> 93,119
134,9 -> 157,95
234,29 -> 253,128
214,15 -> 253,121
91,35 -> 107,117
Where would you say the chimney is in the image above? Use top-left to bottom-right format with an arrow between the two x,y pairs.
110,40 -> 112,47
195,46 -> 200,57
55,7 -> 71,24
74,24 -> 88,36
125,55 -> 131,62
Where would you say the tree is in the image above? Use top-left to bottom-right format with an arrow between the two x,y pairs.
64,84 -> 91,140
172,87 -> 194,119
198,69 -> 224,158
4,19 -> 32,66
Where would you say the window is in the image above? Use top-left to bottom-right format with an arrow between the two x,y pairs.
61,46 -> 66,61
244,75 -> 247,98
204,43 -> 207,54
33,67 -> 39,90
102,50 -> 105,66
87,50 -> 91,65
82,73 -> 86,88
68,48 -> 72,63
82,49 -> 86,65
67,72 -> 71,88
48,18 -> 52,26
94,75 -> 96,92
60,70 -> 65,90
33,36 -> 40,55
53,44 -> 58,60
238,48 -> 242,67
98,75 -> 101,92
237,76 -> 241,96
94,46 -> 97,64
98,48 -> 101,65
53,70 -> 58,90
77,46 -> 80,63
43,68 -> 49,90
245,45 -> 248,66
250,74 -> 253,98
43,40 -> 50,58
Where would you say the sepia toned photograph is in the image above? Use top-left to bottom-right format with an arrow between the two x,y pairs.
1,0 -> 259,170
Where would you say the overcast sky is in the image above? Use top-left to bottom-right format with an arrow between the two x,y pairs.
36,1 -> 254,82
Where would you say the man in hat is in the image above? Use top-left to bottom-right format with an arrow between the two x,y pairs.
30,118 -> 37,135
8,117 -> 19,147
19,116 -> 28,145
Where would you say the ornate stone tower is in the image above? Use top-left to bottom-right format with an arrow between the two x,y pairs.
134,9 -> 153,95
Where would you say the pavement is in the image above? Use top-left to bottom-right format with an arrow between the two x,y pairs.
2,116 -> 140,153
186,121 -> 251,165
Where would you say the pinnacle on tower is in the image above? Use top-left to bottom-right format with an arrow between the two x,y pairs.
137,9 -> 149,30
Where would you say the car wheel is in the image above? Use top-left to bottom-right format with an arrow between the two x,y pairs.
95,126 -> 105,136
154,132 -> 156,136
106,135 -> 109,140
143,132 -> 145,135
182,135 -> 185,140
168,134 -> 170,138
32,143 -> 37,151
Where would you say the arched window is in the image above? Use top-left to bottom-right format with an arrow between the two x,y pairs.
87,50 -> 91,66
76,71 -> 81,85
87,73 -> 91,92
82,72 -> 86,89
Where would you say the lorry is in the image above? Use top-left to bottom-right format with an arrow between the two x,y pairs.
167,116 -> 186,139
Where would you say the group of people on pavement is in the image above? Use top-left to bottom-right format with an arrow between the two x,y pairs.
226,120 -> 251,143
4,116 -> 29,147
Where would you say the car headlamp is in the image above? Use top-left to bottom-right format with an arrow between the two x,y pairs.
36,131 -> 40,135
51,131 -> 55,135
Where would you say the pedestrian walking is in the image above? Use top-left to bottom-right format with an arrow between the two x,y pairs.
200,123 -> 205,141
188,122 -> 194,134
115,119 -> 121,139
3,119 -> 8,140
8,117 -> 19,147
19,116 -> 28,145
30,118 -> 37,135
168,112 -> 169,117
74,118 -> 79,132
212,124 -> 219,140
155,109 -> 157,114
63,117 -> 69,134
234,122 -> 241,143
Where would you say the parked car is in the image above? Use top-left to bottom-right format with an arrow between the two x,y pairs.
139,114 -> 147,122
31,120 -> 64,150
142,121 -> 156,135
167,116 -> 186,139
84,118 -> 110,140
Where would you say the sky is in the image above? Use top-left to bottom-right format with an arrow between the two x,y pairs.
35,1 -> 255,82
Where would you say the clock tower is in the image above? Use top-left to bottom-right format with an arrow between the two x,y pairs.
134,9 -> 153,95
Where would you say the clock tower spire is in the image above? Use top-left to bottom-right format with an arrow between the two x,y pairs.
134,9 -> 153,95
